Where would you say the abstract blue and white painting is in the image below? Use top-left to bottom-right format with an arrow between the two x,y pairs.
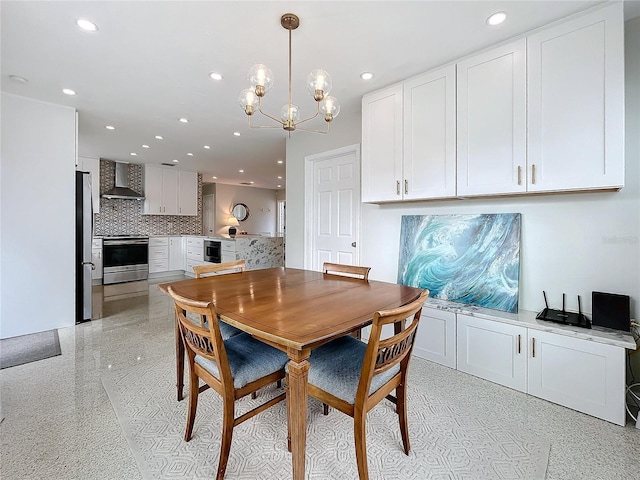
398,214 -> 521,313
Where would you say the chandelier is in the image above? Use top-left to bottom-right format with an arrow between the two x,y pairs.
238,13 -> 340,134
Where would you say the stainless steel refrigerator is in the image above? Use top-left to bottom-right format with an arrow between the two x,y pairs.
76,171 -> 93,323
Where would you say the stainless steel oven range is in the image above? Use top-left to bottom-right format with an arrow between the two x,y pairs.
102,236 -> 149,284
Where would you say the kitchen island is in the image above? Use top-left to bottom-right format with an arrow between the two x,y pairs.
206,235 -> 284,270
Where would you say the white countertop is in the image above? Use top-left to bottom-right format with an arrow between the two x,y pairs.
423,297 -> 637,350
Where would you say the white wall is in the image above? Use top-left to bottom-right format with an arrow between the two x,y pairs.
214,183 -> 278,236
1,93 -> 76,338
286,18 -> 640,321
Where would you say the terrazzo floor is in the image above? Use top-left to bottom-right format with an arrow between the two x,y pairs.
0,278 -> 638,479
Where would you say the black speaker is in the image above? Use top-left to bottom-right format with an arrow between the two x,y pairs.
591,291 -> 630,331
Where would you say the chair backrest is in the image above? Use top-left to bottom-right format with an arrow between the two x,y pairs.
168,286 -> 233,389
356,290 -> 429,401
323,262 -> 371,281
193,259 -> 246,278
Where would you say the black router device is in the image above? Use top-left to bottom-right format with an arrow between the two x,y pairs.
536,291 -> 591,329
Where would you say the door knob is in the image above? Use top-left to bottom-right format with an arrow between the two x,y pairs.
351,242 -> 356,248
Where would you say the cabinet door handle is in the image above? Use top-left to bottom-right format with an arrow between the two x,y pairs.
404,179 -> 408,195
396,180 -> 400,195
532,338 -> 536,358
517,334 -> 521,354
517,166 -> 522,185
531,164 -> 537,185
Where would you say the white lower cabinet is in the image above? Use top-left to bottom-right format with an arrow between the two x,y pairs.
456,314 -> 527,392
221,240 -> 236,263
149,237 -> 169,273
527,330 -> 626,426
448,313 -> 628,426
91,238 -> 102,282
169,236 -> 185,271
413,307 -> 456,368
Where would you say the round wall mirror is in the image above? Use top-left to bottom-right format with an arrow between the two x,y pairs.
232,203 -> 250,222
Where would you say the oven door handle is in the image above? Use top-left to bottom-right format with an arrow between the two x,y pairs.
104,239 -> 149,246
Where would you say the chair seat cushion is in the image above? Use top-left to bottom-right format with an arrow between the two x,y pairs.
219,320 -> 243,340
185,313 -> 242,340
195,333 -> 288,389
307,335 -> 400,404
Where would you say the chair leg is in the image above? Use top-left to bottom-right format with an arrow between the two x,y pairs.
397,382 -> 410,455
217,398 -> 235,480
277,379 -> 282,388
323,403 -> 329,415
184,370 -> 199,441
175,316 -> 185,401
251,392 -> 257,400
354,411 -> 369,480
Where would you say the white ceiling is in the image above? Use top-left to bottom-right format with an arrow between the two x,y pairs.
2,1 -> 638,189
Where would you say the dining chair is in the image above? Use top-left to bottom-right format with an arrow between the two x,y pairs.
193,259 -> 246,278
304,289 -> 429,480
174,261 -> 246,401
323,262 -> 371,281
320,261 -> 372,414
168,286 -> 288,480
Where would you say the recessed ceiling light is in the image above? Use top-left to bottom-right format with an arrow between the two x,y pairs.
9,75 -> 28,84
360,72 -> 374,80
487,12 -> 507,26
209,72 -> 223,80
239,169 -> 244,173
249,181 -> 254,184
212,176 -> 218,180
187,152 -> 193,156
233,132 -> 241,137
277,176 -> 282,179
204,145 -> 211,149
76,19 -> 98,32
62,88 -> 76,95
179,118 -> 189,123
105,125 -> 115,130
277,160 -> 284,164
155,135 -> 163,139
172,159 -> 179,163
142,144 -> 150,148
130,152 -> 137,156
277,184 -> 282,188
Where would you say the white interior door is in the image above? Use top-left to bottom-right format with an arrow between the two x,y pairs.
304,145 -> 360,271
203,194 -> 215,236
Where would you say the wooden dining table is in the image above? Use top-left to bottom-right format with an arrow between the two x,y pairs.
159,267 -> 423,480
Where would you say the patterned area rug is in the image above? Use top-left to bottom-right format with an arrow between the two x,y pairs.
0,329 -> 61,369
102,357 -> 549,479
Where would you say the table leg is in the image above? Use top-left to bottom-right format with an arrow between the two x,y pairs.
175,312 -> 185,401
287,348 -> 310,480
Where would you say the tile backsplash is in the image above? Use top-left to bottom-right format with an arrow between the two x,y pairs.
94,159 -> 202,236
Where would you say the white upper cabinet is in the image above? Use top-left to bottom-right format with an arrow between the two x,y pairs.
144,165 -> 197,215
143,164 -> 164,214
178,170 -> 198,216
527,3 -> 624,192
361,3 -> 624,203
403,65 -> 457,200
361,84 -> 403,203
457,39 -> 527,196
162,168 -> 179,215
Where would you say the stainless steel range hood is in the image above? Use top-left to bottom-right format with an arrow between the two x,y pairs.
101,162 -> 145,200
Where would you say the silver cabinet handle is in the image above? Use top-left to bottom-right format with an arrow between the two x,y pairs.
531,164 -> 537,185
396,181 -> 400,195
517,166 -> 522,185
404,179 -> 408,195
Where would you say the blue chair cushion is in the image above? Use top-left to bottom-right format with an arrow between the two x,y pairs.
195,332 -> 288,389
307,335 -> 400,404
185,312 -> 242,340
219,320 -> 243,340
